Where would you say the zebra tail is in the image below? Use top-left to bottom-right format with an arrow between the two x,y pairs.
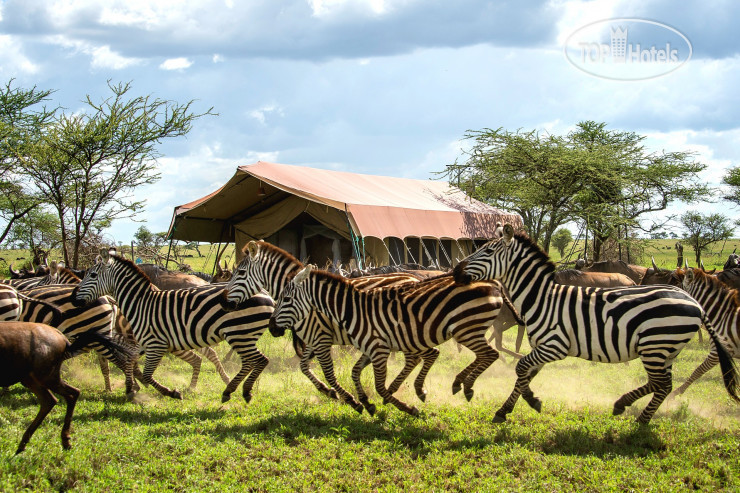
703,315 -> 740,403
64,331 -> 139,366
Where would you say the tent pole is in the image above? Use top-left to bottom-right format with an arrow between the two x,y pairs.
165,238 -> 174,269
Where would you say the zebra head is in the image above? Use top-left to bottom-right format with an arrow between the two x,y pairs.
268,265 -> 314,337
227,241 -> 271,305
73,249 -> 117,306
453,224 -> 515,284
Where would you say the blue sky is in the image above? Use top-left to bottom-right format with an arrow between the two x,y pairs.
1,0 -> 738,242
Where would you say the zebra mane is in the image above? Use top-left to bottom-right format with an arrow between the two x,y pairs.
111,255 -> 156,285
247,241 -> 303,269
513,232 -> 557,277
692,268 -> 740,308
58,267 -> 81,282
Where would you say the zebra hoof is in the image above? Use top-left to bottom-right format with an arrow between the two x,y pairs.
525,396 -> 541,413
612,405 -> 625,416
452,381 -> 462,395
407,406 -> 420,417
125,391 -> 137,402
171,390 -> 183,400
492,413 -> 507,424
416,390 -> 427,402
352,402 -> 364,414
243,393 -> 252,404
365,403 -> 377,416
328,389 -> 339,400
464,388 -> 474,402
221,392 -> 232,403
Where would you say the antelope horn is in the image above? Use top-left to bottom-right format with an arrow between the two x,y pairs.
651,257 -> 659,271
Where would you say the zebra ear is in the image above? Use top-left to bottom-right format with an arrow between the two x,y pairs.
294,265 -> 313,284
100,248 -> 110,260
247,241 -> 259,260
503,224 -> 514,244
685,267 -> 694,282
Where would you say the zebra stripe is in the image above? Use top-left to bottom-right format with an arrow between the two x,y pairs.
675,267 -> 740,395
270,265 -> 502,416
0,285 -> 22,321
74,251 -> 274,403
453,225 -> 739,423
227,241 -> 434,414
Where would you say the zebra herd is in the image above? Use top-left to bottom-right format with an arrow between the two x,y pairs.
2,225 -> 739,448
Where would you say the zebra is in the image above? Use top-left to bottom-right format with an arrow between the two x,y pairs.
20,284 -> 140,394
453,224 -> 740,423
0,284 -> 23,321
226,241 -> 439,414
269,265 -> 503,416
73,249 -> 274,403
673,267 -> 740,395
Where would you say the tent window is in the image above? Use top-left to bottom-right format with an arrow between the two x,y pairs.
406,237 -> 420,265
439,240 -> 452,269
422,238 -> 438,267
388,237 -> 404,265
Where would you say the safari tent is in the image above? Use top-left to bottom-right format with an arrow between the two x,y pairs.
166,161 -> 522,269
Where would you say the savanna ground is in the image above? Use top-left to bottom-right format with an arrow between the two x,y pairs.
0,330 -> 738,492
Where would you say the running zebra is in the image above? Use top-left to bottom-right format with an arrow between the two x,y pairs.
674,267 -> 740,395
453,224 -> 740,423
226,241 -> 437,414
270,265 -> 503,416
73,249 -> 274,403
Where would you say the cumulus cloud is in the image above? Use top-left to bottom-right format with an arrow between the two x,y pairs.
0,34 -> 39,74
159,57 -> 193,70
0,0 -> 560,62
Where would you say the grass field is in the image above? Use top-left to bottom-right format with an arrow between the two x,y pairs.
1,331 -> 738,491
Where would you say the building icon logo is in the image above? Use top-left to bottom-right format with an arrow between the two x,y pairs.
563,18 -> 692,81
610,27 -> 627,62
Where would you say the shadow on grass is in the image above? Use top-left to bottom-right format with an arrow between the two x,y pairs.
62,395 -> 672,459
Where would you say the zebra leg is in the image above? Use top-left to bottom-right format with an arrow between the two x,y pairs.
97,354 -> 112,392
170,350 -> 203,391
240,351 -> 269,403
370,351 -> 419,416
672,351 -> 719,396
458,339 -> 500,402
200,346 -> 231,384
613,361 -> 673,423
299,346 -> 337,399
141,346 -> 182,400
351,354 -> 376,415
411,348 -> 440,402
313,345 -> 365,413
493,345 -> 561,423
387,353 -> 421,395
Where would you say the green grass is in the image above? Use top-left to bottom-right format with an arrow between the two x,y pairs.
1,331 -> 738,491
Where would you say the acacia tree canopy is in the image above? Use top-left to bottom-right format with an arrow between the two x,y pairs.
441,121 -> 709,257
19,81 -> 215,267
680,211 -> 734,265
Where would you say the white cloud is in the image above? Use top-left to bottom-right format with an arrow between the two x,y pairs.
249,104 -> 284,125
0,35 -> 39,74
47,35 -> 142,69
159,57 -> 193,70
212,54 -> 224,63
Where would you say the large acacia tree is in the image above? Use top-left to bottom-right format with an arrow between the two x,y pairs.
19,81 -> 214,267
442,121 -> 709,258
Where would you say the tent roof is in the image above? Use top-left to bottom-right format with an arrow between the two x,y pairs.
167,161 -> 521,242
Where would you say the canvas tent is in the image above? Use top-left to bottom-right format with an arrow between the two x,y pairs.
167,161 -> 521,269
